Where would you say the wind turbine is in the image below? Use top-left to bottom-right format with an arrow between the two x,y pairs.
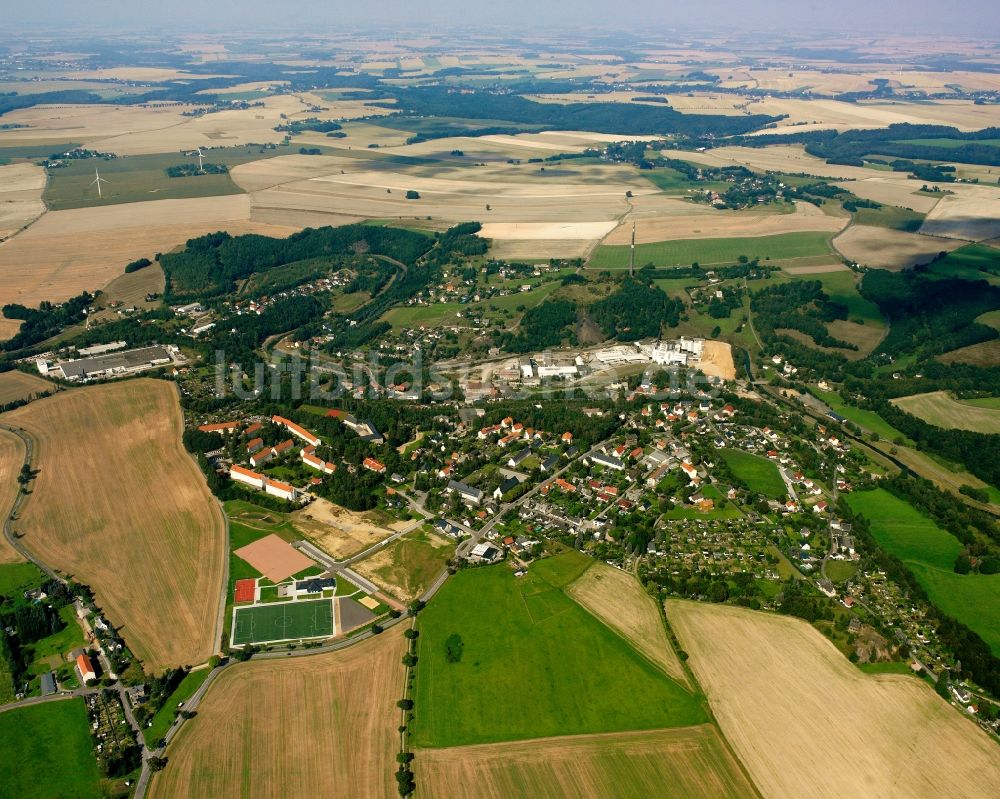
91,167 -> 109,199
194,147 -> 205,173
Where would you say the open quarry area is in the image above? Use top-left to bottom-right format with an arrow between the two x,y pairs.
0,19 -> 999,799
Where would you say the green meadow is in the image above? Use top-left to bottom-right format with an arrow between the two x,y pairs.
412,551 -> 705,747
589,231 -> 834,269
718,448 -> 787,499
848,489 -> 1000,654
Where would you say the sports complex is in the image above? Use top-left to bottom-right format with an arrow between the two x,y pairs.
231,598 -> 335,646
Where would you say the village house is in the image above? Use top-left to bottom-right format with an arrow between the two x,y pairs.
363,457 -> 386,474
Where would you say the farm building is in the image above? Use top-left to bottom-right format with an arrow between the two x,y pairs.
470,543 -> 502,562
39,671 -> 57,695
76,653 -> 96,684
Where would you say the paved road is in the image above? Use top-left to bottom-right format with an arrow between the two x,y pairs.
0,687 -> 97,714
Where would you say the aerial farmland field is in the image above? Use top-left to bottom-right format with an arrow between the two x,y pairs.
566,560 -> 688,685
588,231 -> 835,269
668,600 -> 1000,799
411,552 -> 706,748
0,428 -> 26,564
417,725 -> 759,799
847,489 -> 1000,654
149,625 -> 407,799
890,390 -> 1000,434
2,379 -> 226,671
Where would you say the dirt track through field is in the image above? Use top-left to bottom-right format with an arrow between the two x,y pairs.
3,379 -> 225,670
567,561 -> 688,685
668,600 -> 1000,799
0,429 -> 26,564
149,626 -> 407,799
0,163 -> 46,242
417,725 -> 759,798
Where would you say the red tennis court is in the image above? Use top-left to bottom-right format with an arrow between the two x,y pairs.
234,578 -> 257,603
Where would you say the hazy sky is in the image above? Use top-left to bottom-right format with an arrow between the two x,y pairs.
5,0 -> 999,36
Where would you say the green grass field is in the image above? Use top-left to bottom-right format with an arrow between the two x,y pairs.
718,448 -> 786,499
25,604 -> 86,677
858,661 -> 920,676
588,231 -> 834,269
847,489 -> 1000,654
231,598 -> 334,645
0,561 -> 44,596
963,394 -> 1000,409
825,560 -> 858,583
890,391 -> 1000,434
852,204 -> 925,233
925,244 -> 1000,286
411,551 -> 706,748
43,146 -> 286,210
0,698 -> 102,798
143,668 -> 212,746
809,386 -> 911,443
821,271 -> 885,326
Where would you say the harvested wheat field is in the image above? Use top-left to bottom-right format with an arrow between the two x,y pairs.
486,238 -> 596,260
677,145 -> 876,181
416,725 -> 759,799
149,625 -> 406,799
567,561 -> 687,685
833,225 -> 963,270
0,96 -> 315,156
834,178 -> 940,214
782,263 -> 851,275
938,339 -> 1000,367
97,263 -> 165,308
667,600 -> 1000,799
245,166 -> 643,236
0,429 -> 26,564
3,380 -> 225,671
920,186 -> 1000,242
697,340 -> 737,381
0,371 -> 55,406
293,498 -> 408,559
603,203 -> 845,245
747,97 -> 1000,134
479,221 -> 618,241
0,163 -> 46,241
0,195 -> 295,308
891,391 -> 1000,434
